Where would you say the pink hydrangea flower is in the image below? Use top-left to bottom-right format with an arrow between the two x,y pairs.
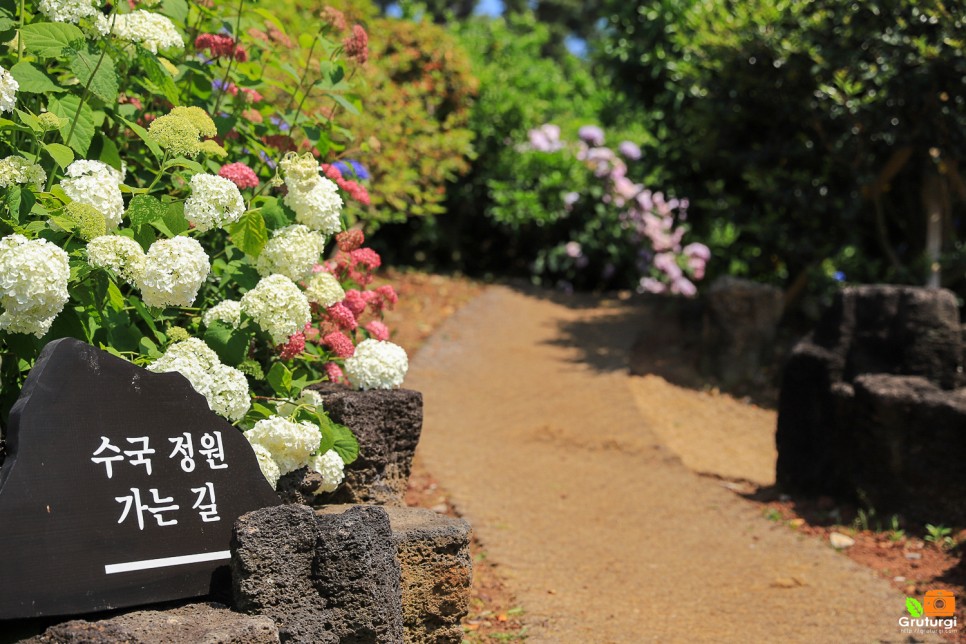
303,322 -> 320,343
322,331 -> 355,358
350,248 -> 381,271
218,162 -> 259,189
364,320 -> 390,341
277,332 -> 306,360
336,229 -> 365,252
324,362 -> 347,384
375,284 -> 398,308
321,163 -> 343,181
343,290 -> 368,317
326,302 -> 357,330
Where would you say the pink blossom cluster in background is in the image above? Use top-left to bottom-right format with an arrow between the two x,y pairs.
343,25 -> 369,65
195,33 -> 248,62
525,123 -> 710,296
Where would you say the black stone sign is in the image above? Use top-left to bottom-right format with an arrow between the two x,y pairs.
0,338 -> 280,619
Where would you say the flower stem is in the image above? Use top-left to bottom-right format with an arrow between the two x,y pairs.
211,0 -> 245,113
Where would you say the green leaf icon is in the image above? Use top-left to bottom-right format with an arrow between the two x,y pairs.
906,597 -> 924,618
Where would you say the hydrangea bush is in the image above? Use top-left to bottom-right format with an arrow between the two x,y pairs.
0,0 -> 410,494
501,123 -> 709,294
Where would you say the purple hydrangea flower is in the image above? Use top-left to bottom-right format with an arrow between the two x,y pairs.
258,150 -> 277,169
578,125 -> 605,147
269,115 -> 290,132
348,160 -> 370,180
618,140 -> 642,161
528,124 -> 563,152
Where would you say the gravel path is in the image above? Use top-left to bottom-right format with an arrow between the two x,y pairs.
407,285 -> 932,643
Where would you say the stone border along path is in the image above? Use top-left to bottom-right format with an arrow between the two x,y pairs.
407,284 -> 937,643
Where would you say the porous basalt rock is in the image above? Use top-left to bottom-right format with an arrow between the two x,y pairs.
701,276 -> 784,388
277,386 -> 423,506
318,505 -> 471,644
231,504 -> 403,643
776,285 -> 966,521
27,602 -> 279,643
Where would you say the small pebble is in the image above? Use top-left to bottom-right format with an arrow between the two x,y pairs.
829,532 -> 856,549
904,552 -> 922,561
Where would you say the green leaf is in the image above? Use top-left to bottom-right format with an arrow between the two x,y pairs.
906,597 -> 923,618
42,142 -> 74,169
48,94 -> 95,155
138,335 -> 161,359
69,48 -> 118,105
10,61 -> 62,93
136,50 -> 180,104
20,22 -> 84,58
118,116 -> 163,161
48,213 -> 76,232
266,362 -> 293,397
126,194 -> 166,228
150,202 -> 189,238
2,185 -> 30,223
329,93 -> 360,116
106,279 -> 126,312
165,157 -> 204,174
317,415 -> 335,454
91,134 -> 122,172
15,109 -> 43,132
330,423 -> 359,464
130,297 -> 164,344
227,209 -> 268,258
203,321 -> 249,366
159,0 -> 189,25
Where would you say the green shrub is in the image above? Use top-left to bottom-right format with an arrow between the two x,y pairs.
596,0 -> 966,306
255,0 -> 477,228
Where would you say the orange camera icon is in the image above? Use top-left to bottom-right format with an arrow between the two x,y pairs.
924,590 -> 956,617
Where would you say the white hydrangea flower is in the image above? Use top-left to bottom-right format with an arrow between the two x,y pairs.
138,236 -> 210,308
240,274 -> 311,344
60,160 -> 124,230
0,156 -> 46,189
285,180 -> 343,235
203,299 -> 242,328
344,339 -> 408,390
148,337 -> 250,421
0,66 -> 17,114
86,235 -> 146,286
250,443 -> 280,489
184,173 -> 246,232
0,235 -> 69,337
245,415 -> 322,475
279,154 -> 323,192
303,271 -> 345,307
96,11 -> 184,54
255,225 -> 325,280
280,154 -> 343,235
38,0 -> 97,23
308,449 -> 345,494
